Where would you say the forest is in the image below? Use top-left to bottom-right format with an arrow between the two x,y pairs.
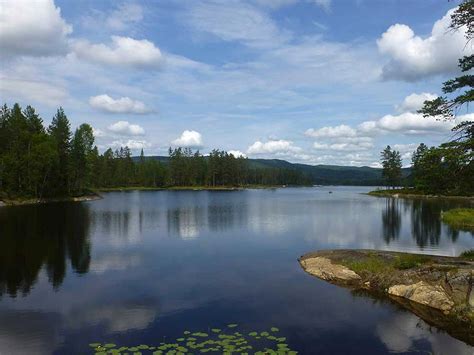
0,103 -> 310,200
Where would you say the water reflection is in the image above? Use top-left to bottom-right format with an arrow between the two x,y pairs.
0,189 -> 473,354
0,203 -> 91,297
380,197 -> 473,248
381,199 -> 401,243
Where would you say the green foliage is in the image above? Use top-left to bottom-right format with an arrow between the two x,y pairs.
392,254 -> 429,270
0,103 -> 309,201
460,249 -> 474,260
380,145 -> 402,188
344,253 -> 430,274
89,326 -> 297,354
411,141 -> 473,196
442,208 -> 474,231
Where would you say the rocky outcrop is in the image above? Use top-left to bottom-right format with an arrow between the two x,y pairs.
299,257 -> 360,283
388,281 -> 454,313
299,249 -> 474,345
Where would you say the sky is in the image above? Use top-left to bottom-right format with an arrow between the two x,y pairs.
0,0 -> 473,167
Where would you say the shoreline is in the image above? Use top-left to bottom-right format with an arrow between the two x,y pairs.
299,249 -> 474,345
0,185 -> 289,206
0,194 -> 102,207
367,189 -> 474,201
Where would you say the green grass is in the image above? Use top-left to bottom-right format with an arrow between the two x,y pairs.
343,253 -> 431,274
345,255 -> 391,274
460,249 -> 474,261
442,208 -> 474,231
392,254 -> 430,270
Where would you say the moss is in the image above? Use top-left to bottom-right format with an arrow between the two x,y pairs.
442,209 -> 474,231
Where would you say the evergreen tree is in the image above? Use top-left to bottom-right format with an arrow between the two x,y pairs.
48,108 -> 71,194
381,146 -> 402,189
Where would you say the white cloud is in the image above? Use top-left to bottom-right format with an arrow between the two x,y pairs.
396,92 -> 438,113
111,139 -> 150,150
305,124 -> 357,138
0,77 -> 68,106
186,1 -> 288,48
73,36 -> 163,69
0,0 -> 72,57
359,112 -> 453,135
228,150 -> 247,158
89,94 -> 151,114
108,121 -> 145,136
313,141 -> 373,151
92,128 -> 105,137
172,130 -> 203,148
247,139 -> 302,154
377,8 -> 471,81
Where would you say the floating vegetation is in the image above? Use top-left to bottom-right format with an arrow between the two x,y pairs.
89,325 -> 297,354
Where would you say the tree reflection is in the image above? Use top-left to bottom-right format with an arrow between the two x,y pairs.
410,200 -> 442,248
0,203 -> 91,297
381,198 -> 401,243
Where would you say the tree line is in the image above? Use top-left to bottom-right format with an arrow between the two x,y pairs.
0,103 -> 309,199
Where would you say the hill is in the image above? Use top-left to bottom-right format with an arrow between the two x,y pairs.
135,156 -> 411,186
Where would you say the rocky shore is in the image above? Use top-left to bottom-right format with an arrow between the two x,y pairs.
299,249 -> 474,345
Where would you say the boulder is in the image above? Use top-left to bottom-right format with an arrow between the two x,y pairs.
388,281 -> 454,313
300,257 -> 361,283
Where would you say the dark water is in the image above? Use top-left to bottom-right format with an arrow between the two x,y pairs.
0,186 -> 473,354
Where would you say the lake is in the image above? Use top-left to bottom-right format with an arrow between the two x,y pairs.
0,186 -> 473,354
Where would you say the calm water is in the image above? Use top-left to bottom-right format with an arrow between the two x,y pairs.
0,186 -> 473,354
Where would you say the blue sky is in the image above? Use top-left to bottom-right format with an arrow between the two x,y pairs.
1,0 -> 472,166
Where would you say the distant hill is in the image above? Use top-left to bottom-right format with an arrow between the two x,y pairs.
135,156 -> 411,186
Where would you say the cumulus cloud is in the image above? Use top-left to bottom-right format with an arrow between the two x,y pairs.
73,36 -> 163,69
172,130 -> 203,148
0,0 -> 72,57
111,139 -> 150,150
108,121 -> 145,136
305,124 -> 357,138
377,8 -> 471,81
228,150 -> 247,158
358,112 -> 454,135
396,92 -> 438,113
247,139 -> 302,154
89,94 -> 151,114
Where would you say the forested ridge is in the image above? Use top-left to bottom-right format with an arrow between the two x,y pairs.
0,103 -> 311,200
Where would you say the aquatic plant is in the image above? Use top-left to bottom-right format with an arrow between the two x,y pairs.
89,325 -> 297,354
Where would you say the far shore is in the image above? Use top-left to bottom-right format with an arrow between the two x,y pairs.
0,193 -> 102,207
367,188 -> 474,201
0,185 -> 290,207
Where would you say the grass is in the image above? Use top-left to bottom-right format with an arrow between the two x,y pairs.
392,254 -> 430,270
442,208 -> 474,231
343,253 -> 431,274
460,249 -> 474,261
